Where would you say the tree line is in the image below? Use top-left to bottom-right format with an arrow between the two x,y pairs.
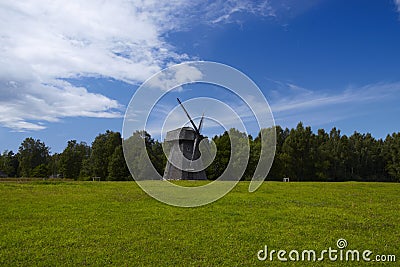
1,122 -> 399,182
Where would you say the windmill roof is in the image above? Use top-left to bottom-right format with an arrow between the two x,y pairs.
165,127 -> 196,141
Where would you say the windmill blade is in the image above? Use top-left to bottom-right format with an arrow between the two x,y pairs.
177,98 -> 200,135
198,113 -> 204,134
190,137 -> 199,162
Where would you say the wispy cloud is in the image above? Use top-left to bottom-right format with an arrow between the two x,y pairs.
143,79 -> 400,138
267,80 -> 400,127
204,0 -> 276,24
395,0 -> 400,12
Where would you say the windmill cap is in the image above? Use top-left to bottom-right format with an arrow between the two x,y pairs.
165,127 -> 197,141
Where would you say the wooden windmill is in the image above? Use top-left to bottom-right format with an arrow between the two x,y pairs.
163,98 -> 207,180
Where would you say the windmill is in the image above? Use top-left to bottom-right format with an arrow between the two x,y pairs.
163,98 -> 208,180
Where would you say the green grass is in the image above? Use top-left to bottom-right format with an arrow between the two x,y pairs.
0,181 -> 399,266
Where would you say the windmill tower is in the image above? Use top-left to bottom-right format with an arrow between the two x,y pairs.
163,98 -> 208,180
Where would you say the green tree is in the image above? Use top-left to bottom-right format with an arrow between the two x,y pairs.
91,131 -> 122,180
206,131 -> 230,180
3,124 -> 396,182
243,134 -> 257,181
124,130 -> 164,180
31,164 -> 49,178
282,122 -> 314,181
326,127 -> 343,181
313,129 -> 330,181
143,132 -> 166,176
0,150 -> 19,177
384,133 -> 400,182
229,128 -> 250,180
18,138 -> 50,177
348,132 -> 383,181
108,145 -> 130,181
48,153 -> 61,178
266,126 -> 289,180
79,157 -> 93,180
59,140 -> 90,179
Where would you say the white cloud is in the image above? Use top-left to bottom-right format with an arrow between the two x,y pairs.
0,78 -> 121,132
0,0 -> 275,131
395,0 -> 400,12
147,64 -> 204,91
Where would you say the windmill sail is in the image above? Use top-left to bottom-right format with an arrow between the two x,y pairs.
176,98 -> 205,162
177,98 -> 200,135
198,113 -> 204,133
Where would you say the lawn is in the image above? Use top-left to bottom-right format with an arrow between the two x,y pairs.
0,181 -> 398,266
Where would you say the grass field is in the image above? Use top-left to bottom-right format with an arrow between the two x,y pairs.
0,181 -> 399,266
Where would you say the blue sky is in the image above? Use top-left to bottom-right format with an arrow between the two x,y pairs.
1,0 -> 400,153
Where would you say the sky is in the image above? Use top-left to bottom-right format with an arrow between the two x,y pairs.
1,0 -> 400,154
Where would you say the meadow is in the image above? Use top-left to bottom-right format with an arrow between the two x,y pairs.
0,181 -> 398,266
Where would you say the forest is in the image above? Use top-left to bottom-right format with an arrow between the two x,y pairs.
1,122 -> 399,182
